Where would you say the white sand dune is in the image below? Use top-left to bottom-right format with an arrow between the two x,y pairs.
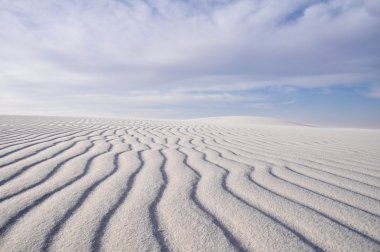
187,116 -> 306,126
0,115 -> 379,252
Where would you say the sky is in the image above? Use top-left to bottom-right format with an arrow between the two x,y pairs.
0,0 -> 380,128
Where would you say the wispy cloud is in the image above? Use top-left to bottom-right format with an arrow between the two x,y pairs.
74,91 -> 264,107
248,99 -> 296,109
0,0 -> 379,122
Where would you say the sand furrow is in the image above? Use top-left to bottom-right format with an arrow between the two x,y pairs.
0,128 -> 107,179
146,148 -> 170,251
1,115 -> 379,251
101,149 -> 163,251
186,136 -> 379,230
225,137 -> 380,177
282,164 -> 380,201
156,147 -> 239,251
181,146 -> 315,251
217,134 -> 380,182
0,126 -> 98,156
0,129 -> 119,196
0,141 -> 87,198
44,145 -> 130,251
0,126 -> 109,166
0,141 -> 111,239
196,137 -> 380,215
178,147 -> 244,251
195,144 -> 380,249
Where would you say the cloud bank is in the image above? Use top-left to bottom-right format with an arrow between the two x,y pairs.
1,0 -> 379,124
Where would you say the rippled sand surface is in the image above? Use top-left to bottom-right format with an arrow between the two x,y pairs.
0,115 -> 379,251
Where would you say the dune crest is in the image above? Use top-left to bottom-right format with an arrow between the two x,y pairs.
187,116 -> 306,127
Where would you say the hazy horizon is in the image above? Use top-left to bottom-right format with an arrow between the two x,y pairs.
1,0 -> 380,128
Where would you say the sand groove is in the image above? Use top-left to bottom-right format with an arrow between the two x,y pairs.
0,115 -> 379,251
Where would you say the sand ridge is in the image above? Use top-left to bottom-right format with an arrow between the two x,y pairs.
0,115 -> 379,251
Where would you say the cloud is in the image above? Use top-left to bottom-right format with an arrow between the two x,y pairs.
280,99 -> 297,105
0,87 -> 265,118
74,91 -> 264,107
0,0 -> 379,117
247,99 -> 296,109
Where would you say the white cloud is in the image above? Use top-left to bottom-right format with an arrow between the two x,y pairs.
247,99 -> 296,110
74,91 -> 264,106
0,88 -> 265,118
0,0 -> 379,117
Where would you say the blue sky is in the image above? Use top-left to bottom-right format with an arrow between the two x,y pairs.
0,0 -> 379,127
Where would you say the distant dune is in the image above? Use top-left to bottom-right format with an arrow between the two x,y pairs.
0,115 -> 379,251
187,116 -> 307,127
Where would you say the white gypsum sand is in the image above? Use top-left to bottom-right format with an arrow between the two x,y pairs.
0,115 -> 379,251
